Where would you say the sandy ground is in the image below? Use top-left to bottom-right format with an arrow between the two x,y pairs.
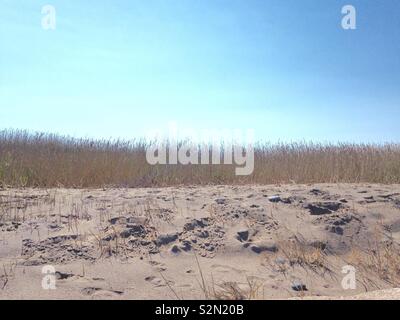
1,183 -> 400,300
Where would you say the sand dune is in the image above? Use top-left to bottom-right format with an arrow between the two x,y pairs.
1,183 -> 400,299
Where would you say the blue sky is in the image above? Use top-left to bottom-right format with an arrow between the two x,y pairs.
1,0 -> 399,142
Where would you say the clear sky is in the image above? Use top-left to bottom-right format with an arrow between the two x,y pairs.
1,0 -> 399,143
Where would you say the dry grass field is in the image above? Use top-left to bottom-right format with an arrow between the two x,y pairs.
1,129 -> 400,188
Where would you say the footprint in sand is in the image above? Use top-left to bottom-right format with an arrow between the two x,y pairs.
145,275 -> 174,287
148,260 -> 167,272
211,264 -> 246,274
81,287 -> 123,298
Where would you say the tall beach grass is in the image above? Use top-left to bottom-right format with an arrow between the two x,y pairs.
1,129 -> 400,188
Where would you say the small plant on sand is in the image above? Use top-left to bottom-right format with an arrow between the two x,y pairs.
194,252 -> 263,300
347,225 -> 400,286
209,277 -> 264,300
1,261 -> 17,290
277,236 -> 327,271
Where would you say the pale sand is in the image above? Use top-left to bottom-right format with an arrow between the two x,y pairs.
1,183 -> 400,300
